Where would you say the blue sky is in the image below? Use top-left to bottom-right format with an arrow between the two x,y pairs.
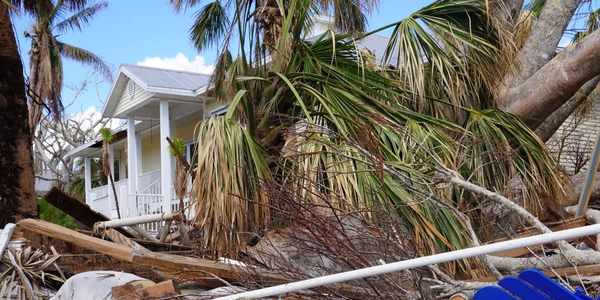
12,0 -> 432,115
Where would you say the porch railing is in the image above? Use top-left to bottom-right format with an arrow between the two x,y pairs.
138,170 -> 161,192
128,193 -> 164,232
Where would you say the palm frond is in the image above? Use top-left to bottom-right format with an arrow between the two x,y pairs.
312,0 -> 379,33
191,115 -> 271,253
169,0 -> 203,13
373,0 -> 514,121
189,0 -> 230,51
459,109 -> 570,218
54,1 -> 108,33
524,0 -> 546,18
56,42 -> 113,80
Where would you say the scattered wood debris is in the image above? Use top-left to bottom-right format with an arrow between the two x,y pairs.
111,279 -> 180,299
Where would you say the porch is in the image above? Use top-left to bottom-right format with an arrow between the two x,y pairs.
87,169 -> 191,232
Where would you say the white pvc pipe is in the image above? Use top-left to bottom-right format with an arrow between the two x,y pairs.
129,225 -> 159,242
95,211 -> 180,229
213,223 -> 600,300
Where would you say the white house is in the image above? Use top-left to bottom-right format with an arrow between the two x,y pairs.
66,17 -> 398,224
65,64 -> 226,221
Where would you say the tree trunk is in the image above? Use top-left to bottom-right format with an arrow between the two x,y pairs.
498,28 -> 600,128
0,4 -> 38,226
504,0 -> 581,88
534,76 -> 600,142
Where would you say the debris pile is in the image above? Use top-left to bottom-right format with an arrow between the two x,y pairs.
6,186 -> 600,300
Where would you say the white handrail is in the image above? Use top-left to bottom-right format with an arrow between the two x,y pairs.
139,178 -> 161,194
213,224 -> 600,300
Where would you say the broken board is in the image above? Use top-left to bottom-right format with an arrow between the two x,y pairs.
43,187 -> 134,238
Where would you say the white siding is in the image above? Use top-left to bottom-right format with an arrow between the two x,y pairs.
141,133 -> 161,174
118,148 -> 128,179
114,81 -> 156,117
176,118 -> 202,142
547,98 -> 600,175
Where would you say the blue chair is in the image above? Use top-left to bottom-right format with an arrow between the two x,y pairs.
473,268 -> 597,300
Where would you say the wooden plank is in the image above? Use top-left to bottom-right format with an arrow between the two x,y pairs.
111,279 -> 179,300
18,219 -> 134,261
135,279 -> 180,297
43,187 -> 134,238
131,251 -> 288,284
57,254 -> 168,283
488,217 -> 587,257
469,263 -> 600,283
105,229 -> 151,253
18,219 -> 287,285
110,284 -> 136,300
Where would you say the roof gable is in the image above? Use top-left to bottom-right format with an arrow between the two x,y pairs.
102,64 -> 211,118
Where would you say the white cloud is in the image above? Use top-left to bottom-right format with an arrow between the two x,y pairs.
68,106 -> 122,132
137,53 -> 214,74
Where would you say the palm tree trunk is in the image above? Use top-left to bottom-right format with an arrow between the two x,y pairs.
0,4 -> 38,226
28,41 -> 43,137
108,173 -> 121,219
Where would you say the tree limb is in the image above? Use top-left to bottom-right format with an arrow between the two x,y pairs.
504,0 -> 581,89
535,76 -> 600,141
499,29 -> 600,127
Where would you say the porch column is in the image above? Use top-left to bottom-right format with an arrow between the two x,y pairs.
136,133 -> 142,181
160,100 -> 173,213
127,115 -> 138,218
127,116 -> 139,193
84,157 -> 91,205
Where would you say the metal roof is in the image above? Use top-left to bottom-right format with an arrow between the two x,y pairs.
102,64 -> 211,118
120,64 -> 210,93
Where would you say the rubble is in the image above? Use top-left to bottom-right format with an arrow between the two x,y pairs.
7,188 -> 600,300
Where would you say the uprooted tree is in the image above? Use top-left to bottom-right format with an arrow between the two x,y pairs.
171,0 -> 600,298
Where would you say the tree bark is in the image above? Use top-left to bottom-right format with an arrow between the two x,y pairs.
502,0 -> 581,89
499,28 -> 600,127
0,4 -> 38,226
534,76 -> 600,142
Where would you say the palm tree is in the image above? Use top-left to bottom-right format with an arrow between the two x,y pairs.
25,0 -> 112,136
100,127 -> 120,219
169,136 -> 189,218
169,0 -> 380,104
68,157 -> 106,201
0,0 -> 89,226
182,0 -> 568,279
